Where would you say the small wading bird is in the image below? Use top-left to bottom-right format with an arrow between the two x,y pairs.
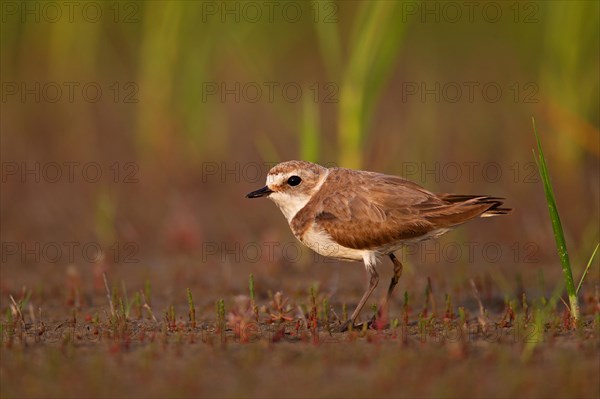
246,160 -> 510,331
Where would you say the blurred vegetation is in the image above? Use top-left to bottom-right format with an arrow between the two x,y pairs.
1,5 -> 598,398
2,1 -> 597,164
1,1 -> 598,291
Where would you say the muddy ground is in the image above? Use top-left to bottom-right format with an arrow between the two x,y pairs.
1,261 -> 599,399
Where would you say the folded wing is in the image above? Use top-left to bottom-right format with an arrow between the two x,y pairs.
293,169 -> 510,250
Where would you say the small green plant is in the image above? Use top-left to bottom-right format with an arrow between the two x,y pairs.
102,273 -> 115,317
118,298 -> 127,320
500,299 -> 515,328
144,280 -> 152,306
444,294 -> 454,321
140,290 -> 157,322
187,288 -> 196,329
521,307 -> 546,362
165,305 -> 176,331
308,285 -> 318,327
458,307 -> 467,327
423,277 -> 435,317
121,281 -> 130,318
248,274 -> 259,321
522,292 -> 529,323
307,285 -> 319,339
532,118 -> 599,324
132,292 -> 142,319
248,273 -> 255,302
216,299 -> 225,329
5,307 -> 13,325
8,295 -> 25,327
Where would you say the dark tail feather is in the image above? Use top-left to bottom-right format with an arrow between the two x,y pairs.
437,194 -> 512,217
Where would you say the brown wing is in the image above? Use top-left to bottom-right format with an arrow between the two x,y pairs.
292,168 -> 507,250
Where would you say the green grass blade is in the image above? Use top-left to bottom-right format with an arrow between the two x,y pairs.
338,2 -> 407,168
532,117 -> 579,321
313,1 -> 342,80
576,243 -> 599,295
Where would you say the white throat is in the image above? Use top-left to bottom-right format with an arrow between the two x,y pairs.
269,169 -> 329,223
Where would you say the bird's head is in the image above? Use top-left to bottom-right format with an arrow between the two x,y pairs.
246,160 -> 329,221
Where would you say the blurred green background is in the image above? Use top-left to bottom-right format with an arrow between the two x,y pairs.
1,1 -> 598,305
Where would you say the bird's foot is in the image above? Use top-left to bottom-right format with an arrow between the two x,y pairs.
336,320 -> 351,332
336,320 -> 362,332
367,314 -> 390,330
336,319 -> 382,332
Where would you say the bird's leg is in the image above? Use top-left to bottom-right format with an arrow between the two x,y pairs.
339,265 -> 379,332
385,253 -> 403,304
371,253 -> 404,327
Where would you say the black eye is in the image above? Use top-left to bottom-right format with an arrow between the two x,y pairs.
287,176 -> 302,186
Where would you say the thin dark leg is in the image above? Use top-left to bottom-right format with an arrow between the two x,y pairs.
339,265 -> 379,331
385,253 -> 403,303
371,253 -> 404,325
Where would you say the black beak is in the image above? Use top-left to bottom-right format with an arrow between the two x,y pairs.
246,186 -> 273,198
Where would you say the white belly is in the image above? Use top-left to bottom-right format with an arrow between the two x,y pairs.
296,224 -> 453,263
297,224 -> 369,262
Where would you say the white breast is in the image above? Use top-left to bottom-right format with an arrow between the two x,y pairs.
269,191 -> 312,223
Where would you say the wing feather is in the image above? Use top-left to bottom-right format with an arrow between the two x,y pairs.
291,168 -> 508,251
